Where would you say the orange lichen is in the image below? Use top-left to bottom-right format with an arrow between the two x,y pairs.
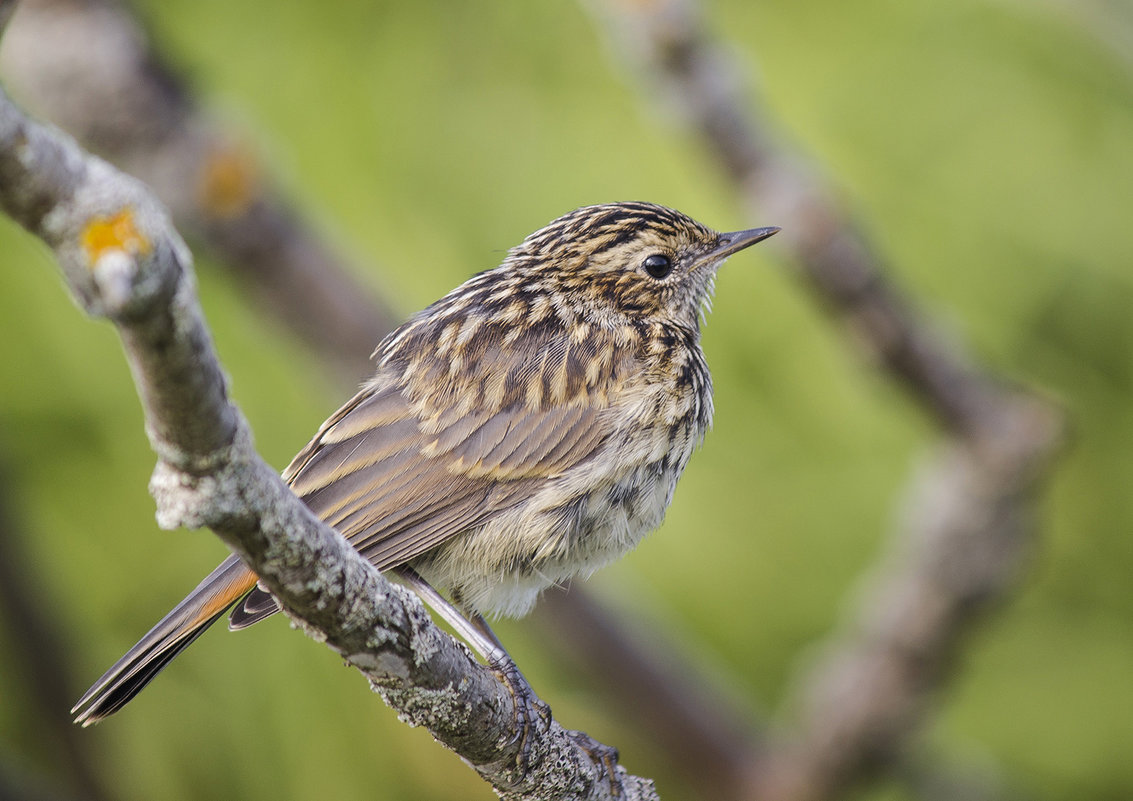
198,142 -> 260,219
80,208 -> 151,266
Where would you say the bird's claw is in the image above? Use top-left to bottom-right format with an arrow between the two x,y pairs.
567,729 -> 624,797
490,653 -> 623,795
490,653 -> 551,773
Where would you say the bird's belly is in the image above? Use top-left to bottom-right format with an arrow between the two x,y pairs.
413,430 -> 694,619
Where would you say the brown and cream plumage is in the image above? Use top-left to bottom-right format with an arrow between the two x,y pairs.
73,202 -> 778,725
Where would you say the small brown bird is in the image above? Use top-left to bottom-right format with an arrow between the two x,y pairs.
73,201 -> 778,725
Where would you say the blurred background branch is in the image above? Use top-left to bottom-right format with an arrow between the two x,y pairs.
0,0 -> 396,383
582,1 -> 1064,798
0,459 -> 108,801
1,0 -> 1127,799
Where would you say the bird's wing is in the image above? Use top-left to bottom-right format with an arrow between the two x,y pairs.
282,377 -> 616,572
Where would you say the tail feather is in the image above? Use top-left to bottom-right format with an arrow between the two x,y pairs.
228,586 -> 281,630
72,555 -> 258,726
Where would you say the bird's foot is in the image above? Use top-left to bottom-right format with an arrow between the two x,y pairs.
490,653 -> 623,794
489,653 -> 552,772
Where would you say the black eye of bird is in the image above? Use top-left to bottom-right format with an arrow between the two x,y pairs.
642,253 -> 672,279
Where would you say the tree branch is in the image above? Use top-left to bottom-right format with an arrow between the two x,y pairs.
0,84 -> 656,801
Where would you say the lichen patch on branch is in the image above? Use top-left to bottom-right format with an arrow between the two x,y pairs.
80,207 -> 150,265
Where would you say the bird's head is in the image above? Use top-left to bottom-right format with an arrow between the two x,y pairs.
506,201 -> 779,328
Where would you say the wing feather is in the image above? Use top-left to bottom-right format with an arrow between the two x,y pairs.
283,378 -> 617,573
498,407 -> 587,473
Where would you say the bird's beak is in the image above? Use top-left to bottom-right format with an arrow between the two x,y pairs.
709,226 -> 780,261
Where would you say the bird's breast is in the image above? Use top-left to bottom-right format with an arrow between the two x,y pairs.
413,368 -> 708,619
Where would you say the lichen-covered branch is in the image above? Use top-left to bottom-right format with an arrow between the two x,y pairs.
0,85 -> 656,801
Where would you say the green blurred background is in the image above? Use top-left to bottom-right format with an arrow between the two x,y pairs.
1,0 -> 1131,799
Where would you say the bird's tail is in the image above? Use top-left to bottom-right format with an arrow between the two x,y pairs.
71,555 -> 258,726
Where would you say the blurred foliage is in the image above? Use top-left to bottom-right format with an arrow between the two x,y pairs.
0,0 -> 1131,799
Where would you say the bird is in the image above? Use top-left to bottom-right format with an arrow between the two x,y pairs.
72,201 -> 779,726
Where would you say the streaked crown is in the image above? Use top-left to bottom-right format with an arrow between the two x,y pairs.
503,202 -> 734,327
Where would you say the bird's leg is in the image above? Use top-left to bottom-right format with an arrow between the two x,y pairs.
392,567 -> 510,663
392,569 -> 621,790
391,568 -> 551,765
465,609 -> 557,769
466,608 -> 624,793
